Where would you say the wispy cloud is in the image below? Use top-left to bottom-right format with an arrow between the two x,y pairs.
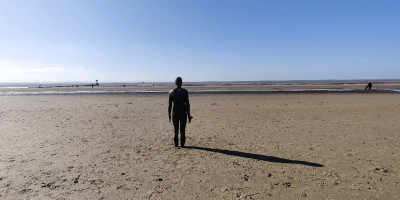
0,60 -> 87,82
27,67 -> 65,72
0,60 -> 10,65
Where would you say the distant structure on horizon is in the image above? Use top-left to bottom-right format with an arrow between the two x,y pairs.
96,79 -> 99,86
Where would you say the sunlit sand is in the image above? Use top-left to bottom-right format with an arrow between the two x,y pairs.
1,86 -> 399,199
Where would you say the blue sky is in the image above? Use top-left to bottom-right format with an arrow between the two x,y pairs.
0,0 -> 399,82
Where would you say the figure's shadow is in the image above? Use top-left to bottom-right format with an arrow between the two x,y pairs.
185,146 -> 324,167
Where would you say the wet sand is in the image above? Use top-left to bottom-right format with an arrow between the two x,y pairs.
1,93 -> 399,199
2,83 -> 400,93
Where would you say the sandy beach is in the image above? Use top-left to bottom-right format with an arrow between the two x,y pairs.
1,92 -> 399,199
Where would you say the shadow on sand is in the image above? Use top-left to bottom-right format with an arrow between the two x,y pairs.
185,146 -> 324,167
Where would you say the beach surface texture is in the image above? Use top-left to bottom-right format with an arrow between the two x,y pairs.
1,89 -> 399,199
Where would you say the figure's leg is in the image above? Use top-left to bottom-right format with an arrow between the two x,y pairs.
180,115 -> 187,147
173,115 -> 179,147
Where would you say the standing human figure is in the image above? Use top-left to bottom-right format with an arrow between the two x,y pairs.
168,77 -> 192,147
368,82 -> 372,90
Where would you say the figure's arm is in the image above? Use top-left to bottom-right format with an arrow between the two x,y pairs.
185,92 -> 192,123
168,93 -> 172,122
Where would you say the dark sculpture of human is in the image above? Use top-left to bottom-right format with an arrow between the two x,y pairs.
168,77 -> 193,147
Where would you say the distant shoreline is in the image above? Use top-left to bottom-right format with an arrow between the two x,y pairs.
1,79 -> 400,88
1,88 -> 399,96
1,81 -> 400,96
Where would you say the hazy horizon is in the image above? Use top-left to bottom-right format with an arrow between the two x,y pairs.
1,78 -> 400,86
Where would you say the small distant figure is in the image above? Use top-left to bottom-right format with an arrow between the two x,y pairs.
91,84 -> 94,88
368,82 -> 372,90
365,84 -> 368,90
168,77 -> 192,148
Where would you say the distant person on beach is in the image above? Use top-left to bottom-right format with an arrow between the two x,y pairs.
368,82 -> 372,90
168,77 -> 192,147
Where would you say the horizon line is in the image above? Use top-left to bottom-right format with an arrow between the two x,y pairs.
1,78 -> 400,85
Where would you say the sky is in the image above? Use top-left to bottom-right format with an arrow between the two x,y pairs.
0,0 -> 399,83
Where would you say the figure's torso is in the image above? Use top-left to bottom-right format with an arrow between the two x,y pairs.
170,88 -> 188,114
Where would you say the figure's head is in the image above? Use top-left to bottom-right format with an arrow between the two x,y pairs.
175,77 -> 182,87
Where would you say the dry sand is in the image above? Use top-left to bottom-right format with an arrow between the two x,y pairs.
1,92 -> 399,199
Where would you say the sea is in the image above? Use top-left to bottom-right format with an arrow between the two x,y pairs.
1,79 -> 400,96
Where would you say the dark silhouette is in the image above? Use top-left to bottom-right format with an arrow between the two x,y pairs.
169,77 -> 192,147
368,82 -> 372,90
186,146 -> 324,167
